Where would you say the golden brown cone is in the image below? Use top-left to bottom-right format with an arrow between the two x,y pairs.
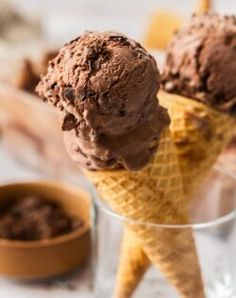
197,0 -> 212,14
113,229 -> 150,298
85,127 -> 205,298
118,91 -> 236,297
144,0 -> 212,50
159,91 -> 236,196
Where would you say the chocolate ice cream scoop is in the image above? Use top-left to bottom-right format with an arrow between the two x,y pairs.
37,31 -> 170,170
162,13 -> 236,114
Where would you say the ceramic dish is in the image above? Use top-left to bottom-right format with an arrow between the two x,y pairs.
0,180 -> 91,279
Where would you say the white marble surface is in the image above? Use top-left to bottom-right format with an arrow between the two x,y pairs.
0,146 -> 92,297
0,271 -> 92,298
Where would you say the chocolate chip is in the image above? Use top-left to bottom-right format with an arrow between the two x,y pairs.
224,35 -> 234,46
0,196 -> 82,241
50,82 -> 57,90
119,110 -> 126,117
64,88 -> 75,101
62,113 -> 77,131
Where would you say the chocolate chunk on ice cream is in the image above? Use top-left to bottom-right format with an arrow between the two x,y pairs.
162,13 -> 236,114
37,31 -> 170,170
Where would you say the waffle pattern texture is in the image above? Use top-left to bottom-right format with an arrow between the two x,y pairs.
116,91 -> 236,297
85,128 -> 205,298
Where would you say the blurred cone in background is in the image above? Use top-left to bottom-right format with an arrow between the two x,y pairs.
145,11 -> 182,51
197,0 -> 212,14
145,0 -> 212,50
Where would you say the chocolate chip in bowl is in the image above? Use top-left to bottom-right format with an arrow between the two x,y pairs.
0,181 -> 91,279
0,195 -> 83,241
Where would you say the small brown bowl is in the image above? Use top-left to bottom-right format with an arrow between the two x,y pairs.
0,181 -> 91,279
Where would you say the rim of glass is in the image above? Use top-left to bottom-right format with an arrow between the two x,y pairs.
91,161 -> 236,230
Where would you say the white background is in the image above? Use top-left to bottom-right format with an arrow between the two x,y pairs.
10,0 -> 236,43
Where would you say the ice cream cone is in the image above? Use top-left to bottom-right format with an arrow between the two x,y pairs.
159,91 -> 236,195
113,229 -> 150,298
117,91 -> 236,297
35,30 -> 206,298
85,127 -> 205,298
144,0 -> 212,51
197,0 -> 212,14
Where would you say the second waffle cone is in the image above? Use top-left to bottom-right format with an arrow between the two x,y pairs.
85,127 -> 205,298
117,91 -> 236,297
159,91 -> 236,196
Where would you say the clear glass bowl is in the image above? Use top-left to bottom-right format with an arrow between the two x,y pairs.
92,165 -> 236,298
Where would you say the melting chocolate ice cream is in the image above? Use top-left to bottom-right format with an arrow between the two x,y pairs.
37,31 -> 170,170
162,13 -> 236,114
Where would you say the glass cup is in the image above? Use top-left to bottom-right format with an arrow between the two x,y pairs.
92,165 -> 236,298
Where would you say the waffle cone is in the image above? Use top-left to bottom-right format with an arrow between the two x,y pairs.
113,229 -> 150,298
85,128 -> 205,298
159,91 -> 236,195
117,91 -> 236,297
197,0 -> 211,14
